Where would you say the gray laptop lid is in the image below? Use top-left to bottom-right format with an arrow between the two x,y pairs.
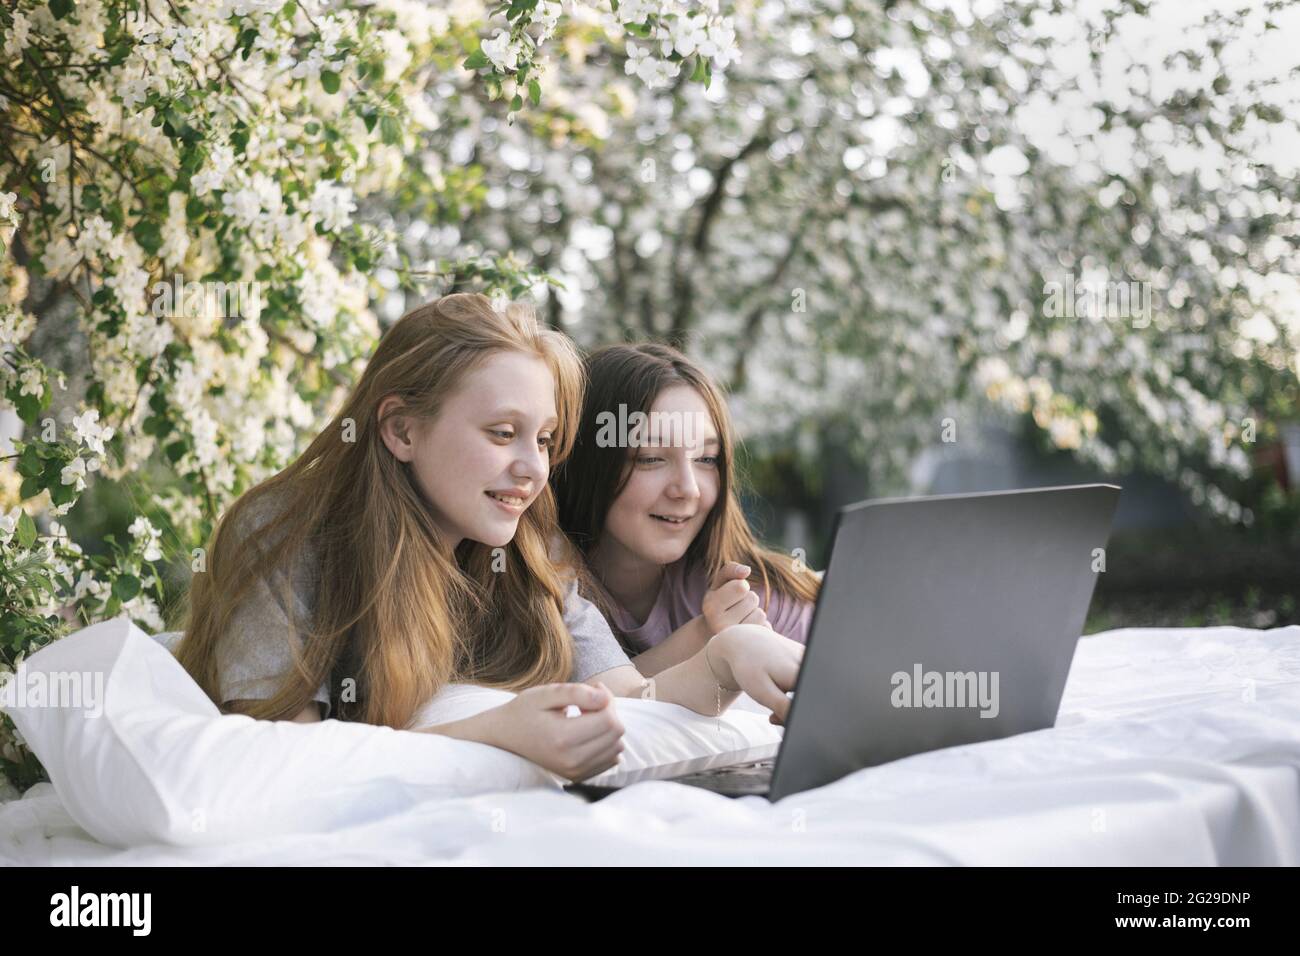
768,483 -> 1120,802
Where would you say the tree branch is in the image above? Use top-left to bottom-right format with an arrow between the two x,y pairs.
667,129 -> 770,348
729,226 -> 807,392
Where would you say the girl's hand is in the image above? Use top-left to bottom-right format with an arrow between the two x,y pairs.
702,562 -> 771,635
488,682 -> 625,781
710,624 -> 804,725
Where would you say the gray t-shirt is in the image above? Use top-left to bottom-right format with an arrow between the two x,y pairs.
214,495 -> 631,718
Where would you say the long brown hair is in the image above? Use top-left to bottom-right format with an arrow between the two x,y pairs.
553,343 -> 819,637
176,293 -> 585,727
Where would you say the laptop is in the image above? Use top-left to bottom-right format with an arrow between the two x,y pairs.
564,483 -> 1121,802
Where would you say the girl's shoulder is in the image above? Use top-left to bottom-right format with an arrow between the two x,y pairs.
223,484 -> 292,541
545,532 -> 583,589
223,485 -> 322,586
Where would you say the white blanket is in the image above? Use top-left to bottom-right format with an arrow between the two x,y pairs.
2,625 -> 1298,865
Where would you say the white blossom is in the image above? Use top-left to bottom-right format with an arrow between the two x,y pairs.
70,408 -> 115,456
61,456 -> 88,492
480,30 -> 520,72
309,180 -> 357,232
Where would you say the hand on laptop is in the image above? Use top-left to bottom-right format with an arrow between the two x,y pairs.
703,562 -> 773,634
709,624 -> 804,725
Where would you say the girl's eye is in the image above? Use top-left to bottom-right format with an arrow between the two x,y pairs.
538,435 -> 554,449
490,429 -> 514,441
635,455 -> 664,466
695,456 -> 719,467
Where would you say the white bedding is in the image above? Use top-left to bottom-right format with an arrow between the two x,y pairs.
2,624 -> 1298,866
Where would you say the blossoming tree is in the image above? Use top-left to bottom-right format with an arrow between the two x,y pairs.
402,0 -> 1300,519
0,0 -> 740,789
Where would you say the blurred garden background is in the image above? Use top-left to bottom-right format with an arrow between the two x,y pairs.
2,0 -> 1299,787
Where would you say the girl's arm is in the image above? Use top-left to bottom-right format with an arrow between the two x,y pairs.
590,624 -> 803,722
625,614 -> 711,676
621,560 -> 781,676
415,682 -> 626,782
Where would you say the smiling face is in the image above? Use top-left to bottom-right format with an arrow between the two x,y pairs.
380,350 -> 558,551
598,384 -> 722,569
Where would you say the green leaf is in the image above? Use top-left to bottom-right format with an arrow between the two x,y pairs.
8,386 -> 44,423
48,0 -> 73,20
107,38 -> 132,67
379,115 -> 401,146
510,94 -> 524,112
133,220 -> 163,256
321,70 -> 341,94
464,48 -> 490,70
691,56 -> 708,84
112,575 -> 142,602
49,480 -> 77,507
16,512 -> 37,550
528,79 -> 541,106
17,444 -> 43,479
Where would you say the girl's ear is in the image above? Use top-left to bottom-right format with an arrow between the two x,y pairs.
377,395 -> 417,462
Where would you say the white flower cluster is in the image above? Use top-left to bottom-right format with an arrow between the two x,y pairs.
618,0 -> 740,89
0,506 -> 23,548
289,10 -> 356,82
58,408 -> 116,502
475,1 -> 739,95
0,306 -> 33,348
0,238 -> 35,350
128,516 -> 165,562
2,11 -> 31,60
309,180 -> 358,233
480,0 -> 565,75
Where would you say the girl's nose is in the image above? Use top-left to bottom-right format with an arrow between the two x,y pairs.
666,462 -> 699,499
514,441 -> 547,481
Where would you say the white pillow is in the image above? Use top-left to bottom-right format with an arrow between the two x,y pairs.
413,683 -> 781,776
3,618 -> 780,848
1,618 -> 554,847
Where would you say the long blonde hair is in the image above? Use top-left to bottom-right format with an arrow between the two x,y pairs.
176,293 -> 585,727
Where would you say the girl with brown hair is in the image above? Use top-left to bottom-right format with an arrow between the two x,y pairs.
554,343 -> 821,685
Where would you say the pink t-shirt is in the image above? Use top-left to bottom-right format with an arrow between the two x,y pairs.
605,558 -> 816,654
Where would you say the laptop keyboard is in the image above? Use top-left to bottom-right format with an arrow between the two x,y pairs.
674,757 -> 775,785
